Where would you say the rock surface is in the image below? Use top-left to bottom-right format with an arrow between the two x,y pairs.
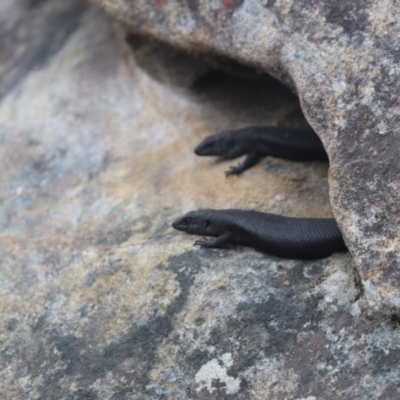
90,0 -> 400,314
1,0 -> 400,398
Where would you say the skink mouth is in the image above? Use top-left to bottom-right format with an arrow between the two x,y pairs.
194,143 -> 209,156
172,218 -> 188,232
195,146 -> 226,157
194,139 -> 222,156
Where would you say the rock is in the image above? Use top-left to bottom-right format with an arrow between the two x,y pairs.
2,0 -> 400,398
90,0 -> 400,315
125,33 -> 213,88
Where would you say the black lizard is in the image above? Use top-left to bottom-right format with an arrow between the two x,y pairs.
194,125 -> 328,176
172,209 -> 347,260
173,126 -> 347,259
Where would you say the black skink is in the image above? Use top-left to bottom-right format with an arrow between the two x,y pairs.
194,126 -> 328,175
173,209 -> 347,260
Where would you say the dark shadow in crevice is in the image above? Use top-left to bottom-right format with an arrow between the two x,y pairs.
126,32 -> 310,129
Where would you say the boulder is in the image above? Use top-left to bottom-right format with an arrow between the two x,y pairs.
2,0 -> 400,398
91,0 -> 400,314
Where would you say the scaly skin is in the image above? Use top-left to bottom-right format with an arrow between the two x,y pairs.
194,126 -> 328,175
173,209 -> 347,260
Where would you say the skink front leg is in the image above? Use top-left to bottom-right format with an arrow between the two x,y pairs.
225,151 -> 261,176
194,231 -> 235,248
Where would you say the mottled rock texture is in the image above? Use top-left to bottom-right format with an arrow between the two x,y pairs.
90,0 -> 400,314
2,0 -> 400,398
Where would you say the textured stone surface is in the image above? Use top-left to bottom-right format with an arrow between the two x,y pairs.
2,0 -> 400,398
90,0 -> 400,314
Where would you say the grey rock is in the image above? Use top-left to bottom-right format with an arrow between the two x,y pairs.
125,33 -> 213,88
1,0 -> 400,398
91,0 -> 400,314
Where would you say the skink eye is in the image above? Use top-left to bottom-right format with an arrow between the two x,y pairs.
183,218 -> 191,224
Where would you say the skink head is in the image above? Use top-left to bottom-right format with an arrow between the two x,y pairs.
172,209 -> 225,236
194,130 -> 246,159
172,210 -> 217,235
